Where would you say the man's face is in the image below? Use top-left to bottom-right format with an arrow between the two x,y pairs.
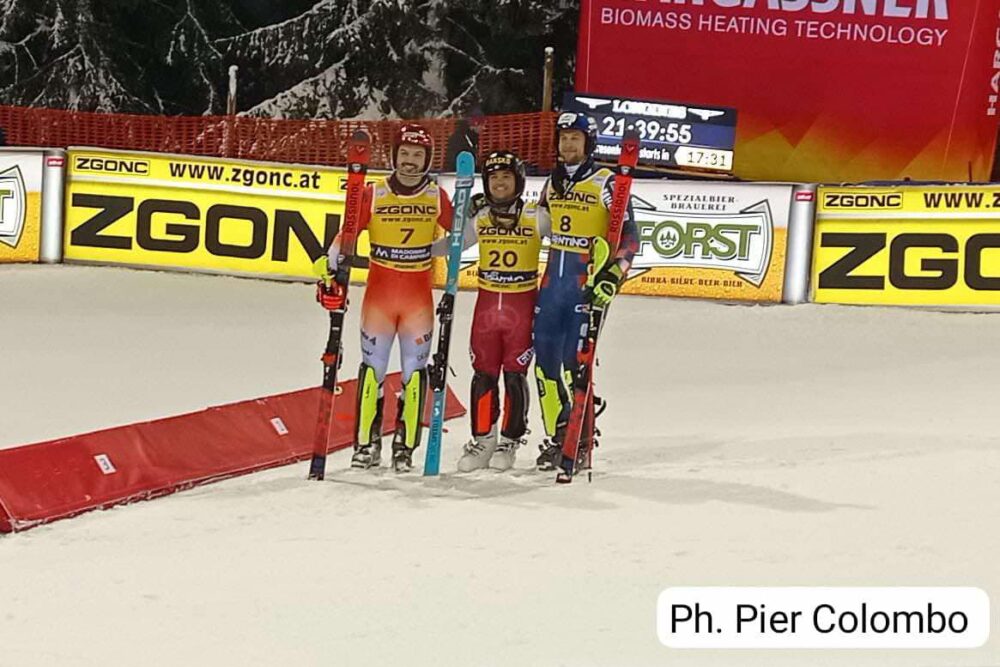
396,144 -> 428,176
487,170 -> 516,203
558,130 -> 587,165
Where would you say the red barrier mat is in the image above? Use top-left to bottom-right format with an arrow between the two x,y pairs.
0,373 -> 465,532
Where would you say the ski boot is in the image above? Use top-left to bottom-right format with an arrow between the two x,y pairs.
351,441 -> 382,469
535,424 -> 565,471
391,433 -> 415,474
491,434 -> 525,472
457,427 -> 497,472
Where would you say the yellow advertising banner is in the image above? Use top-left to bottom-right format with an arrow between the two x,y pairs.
0,151 -> 44,263
436,176 -> 801,302
64,148 -> 382,281
813,186 -> 1000,306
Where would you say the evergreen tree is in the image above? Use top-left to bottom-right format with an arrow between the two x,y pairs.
434,0 -> 578,115
0,0 -> 155,112
0,0 -> 581,118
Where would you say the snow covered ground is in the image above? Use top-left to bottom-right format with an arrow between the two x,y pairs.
1,264 -> 998,667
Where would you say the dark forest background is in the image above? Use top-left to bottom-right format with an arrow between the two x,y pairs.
0,0 -> 579,118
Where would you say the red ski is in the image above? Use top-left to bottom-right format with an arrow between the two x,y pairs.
308,129 -> 372,480
556,131 -> 640,484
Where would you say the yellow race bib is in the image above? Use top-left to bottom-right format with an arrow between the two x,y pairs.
475,204 -> 542,293
546,168 -> 613,254
367,178 -> 443,271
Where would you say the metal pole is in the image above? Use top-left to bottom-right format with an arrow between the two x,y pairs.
542,47 -> 554,113
227,65 -> 239,116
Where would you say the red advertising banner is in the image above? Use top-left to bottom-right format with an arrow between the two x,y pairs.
577,0 -> 1000,182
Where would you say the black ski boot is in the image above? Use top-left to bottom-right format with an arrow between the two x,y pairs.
535,424 -> 566,471
391,433 -> 415,474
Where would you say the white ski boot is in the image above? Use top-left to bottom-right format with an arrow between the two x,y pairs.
490,434 -> 523,471
457,428 -> 497,472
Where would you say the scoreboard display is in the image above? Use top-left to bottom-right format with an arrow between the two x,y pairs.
561,92 -> 737,173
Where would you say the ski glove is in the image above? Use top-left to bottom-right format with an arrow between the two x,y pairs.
312,256 -> 332,282
316,281 -> 346,311
590,263 -> 624,308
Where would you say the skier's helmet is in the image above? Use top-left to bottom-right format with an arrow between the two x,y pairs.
482,150 -> 526,207
392,123 -> 434,175
556,112 -> 598,157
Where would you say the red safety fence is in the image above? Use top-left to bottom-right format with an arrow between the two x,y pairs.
0,105 -> 557,171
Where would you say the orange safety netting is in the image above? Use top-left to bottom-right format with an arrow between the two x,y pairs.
0,105 -> 557,171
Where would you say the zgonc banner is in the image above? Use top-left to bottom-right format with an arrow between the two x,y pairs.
812,185 -> 1000,306
577,0 -> 1000,182
64,148 -> 380,280
439,175 -> 814,302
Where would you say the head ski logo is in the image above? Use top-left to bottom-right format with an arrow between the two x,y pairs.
0,166 -> 27,249
632,198 -> 774,287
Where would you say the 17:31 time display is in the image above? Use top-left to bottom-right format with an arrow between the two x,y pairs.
599,116 -> 693,144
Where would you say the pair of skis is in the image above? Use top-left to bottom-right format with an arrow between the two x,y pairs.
423,151 -> 476,476
307,130 -> 372,481
556,131 -> 640,484
306,134 -> 475,480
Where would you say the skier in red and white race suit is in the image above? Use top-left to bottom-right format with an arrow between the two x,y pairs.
319,124 -> 453,473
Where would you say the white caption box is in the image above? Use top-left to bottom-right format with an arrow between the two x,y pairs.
657,587 -> 989,649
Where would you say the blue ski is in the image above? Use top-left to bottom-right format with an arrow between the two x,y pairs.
423,151 -> 475,476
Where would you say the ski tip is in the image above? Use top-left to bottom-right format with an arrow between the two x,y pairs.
456,151 -> 475,175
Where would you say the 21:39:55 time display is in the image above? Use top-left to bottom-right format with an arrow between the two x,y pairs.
600,116 -> 693,144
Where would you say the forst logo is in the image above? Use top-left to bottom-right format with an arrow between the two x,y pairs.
824,192 -> 903,209
631,200 -> 774,287
640,220 -> 759,261
818,232 -> 1000,291
75,156 -> 151,175
0,166 -> 26,249
69,193 -> 340,262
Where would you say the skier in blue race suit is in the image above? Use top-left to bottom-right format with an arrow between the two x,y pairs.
533,112 -> 640,470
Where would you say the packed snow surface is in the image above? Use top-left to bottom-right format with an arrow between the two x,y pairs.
1,265 -> 997,666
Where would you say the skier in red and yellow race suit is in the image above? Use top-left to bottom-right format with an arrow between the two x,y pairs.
440,151 -> 545,473
319,124 -> 453,472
